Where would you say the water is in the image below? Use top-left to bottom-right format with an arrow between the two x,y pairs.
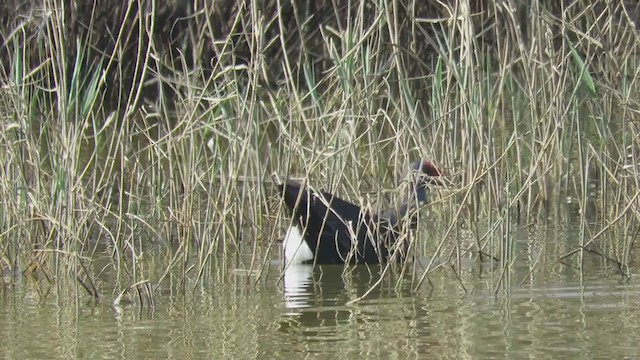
1,226 -> 640,359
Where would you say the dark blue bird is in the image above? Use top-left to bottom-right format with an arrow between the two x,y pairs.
277,160 -> 442,265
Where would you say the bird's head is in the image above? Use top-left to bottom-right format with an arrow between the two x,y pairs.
410,160 -> 443,187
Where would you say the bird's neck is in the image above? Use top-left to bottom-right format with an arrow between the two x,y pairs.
377,182 -> 429,225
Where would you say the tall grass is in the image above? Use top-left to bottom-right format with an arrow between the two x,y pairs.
1,0 -> 640,301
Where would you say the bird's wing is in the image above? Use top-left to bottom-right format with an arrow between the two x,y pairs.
279,181 -> 367,263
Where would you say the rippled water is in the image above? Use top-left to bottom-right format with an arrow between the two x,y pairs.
2,226 -> 640,359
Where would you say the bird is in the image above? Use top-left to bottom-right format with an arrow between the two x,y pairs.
275,160 -> 443,265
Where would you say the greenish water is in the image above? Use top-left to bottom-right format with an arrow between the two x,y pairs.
1,225 -> 640,359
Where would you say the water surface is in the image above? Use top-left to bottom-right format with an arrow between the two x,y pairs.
1,225 -> 639,359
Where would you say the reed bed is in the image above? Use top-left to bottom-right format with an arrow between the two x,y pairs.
1,0 -> 640,301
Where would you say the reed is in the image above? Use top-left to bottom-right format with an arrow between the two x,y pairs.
0,0 -> 639,300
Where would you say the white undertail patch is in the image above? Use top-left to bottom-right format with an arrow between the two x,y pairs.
283,226 -> 314,264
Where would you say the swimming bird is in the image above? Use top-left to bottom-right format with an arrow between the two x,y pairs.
276,160 -> 443,265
